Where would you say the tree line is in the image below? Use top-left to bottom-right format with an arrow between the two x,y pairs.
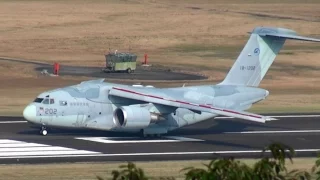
96,142 -> 320,180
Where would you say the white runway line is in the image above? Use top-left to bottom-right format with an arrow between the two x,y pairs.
165,136 -> 204,142
0,146 -> 79,152
75,136 -> 204,144
0,139 -> 27,144
0,143 -> 49,148
0,150 -> 100,157
215,114 -> 320,119
225,130 -> 320,134
0,139 -> 101,158
0,149 -> 319,159
0,121 -> 27,124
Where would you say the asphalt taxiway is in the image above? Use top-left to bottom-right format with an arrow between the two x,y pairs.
0,58 -> 206,80
0,113 -> 320,164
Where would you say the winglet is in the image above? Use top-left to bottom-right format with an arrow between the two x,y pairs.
265,117 -> 279,121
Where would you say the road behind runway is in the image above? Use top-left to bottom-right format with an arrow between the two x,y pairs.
0,113 -> 319,164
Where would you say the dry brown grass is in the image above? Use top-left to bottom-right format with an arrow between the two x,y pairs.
0,158 -> 316,180
0,0 -> 320,115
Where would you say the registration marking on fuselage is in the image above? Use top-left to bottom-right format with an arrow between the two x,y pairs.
75,136 -> 204,144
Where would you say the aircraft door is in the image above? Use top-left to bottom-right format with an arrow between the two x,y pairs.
76,112 -> 86,127
39,113 -> 53,125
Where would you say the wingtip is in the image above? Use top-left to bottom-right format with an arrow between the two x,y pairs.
265,117 -> 278,121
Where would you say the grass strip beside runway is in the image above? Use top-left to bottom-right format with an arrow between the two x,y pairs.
0,158 -> 316,180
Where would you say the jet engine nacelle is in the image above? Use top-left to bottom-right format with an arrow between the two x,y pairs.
113,106 -> 163,129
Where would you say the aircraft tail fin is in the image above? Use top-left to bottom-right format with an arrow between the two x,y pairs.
220,27 -> 320,87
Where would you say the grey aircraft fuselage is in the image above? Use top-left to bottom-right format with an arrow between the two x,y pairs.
24,82 -> 268,135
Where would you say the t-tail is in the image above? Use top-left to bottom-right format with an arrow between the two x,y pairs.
220,27 -> 320,87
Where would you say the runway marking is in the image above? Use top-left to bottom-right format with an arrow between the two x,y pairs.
225,129 -> 320,134
75,136 -> 204,144
0,146 -> 82,152
215,114 -> 320,119
0,148 -> 319,159
0,121 -> 27,124
0,139 -> 101,158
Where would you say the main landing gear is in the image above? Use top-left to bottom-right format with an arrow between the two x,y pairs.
40,126 -> 47,136
143,134 -> 161,138
139,129 -> 162,138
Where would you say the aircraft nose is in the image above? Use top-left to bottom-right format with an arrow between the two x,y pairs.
23,105 -> 36,122
265,90 -> 270,97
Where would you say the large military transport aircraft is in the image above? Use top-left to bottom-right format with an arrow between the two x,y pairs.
23,27 -> 320,136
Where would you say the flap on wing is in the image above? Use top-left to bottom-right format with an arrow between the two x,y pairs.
109,87 -> 271,123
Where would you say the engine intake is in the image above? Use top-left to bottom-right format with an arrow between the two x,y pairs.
113,106 -> 163,129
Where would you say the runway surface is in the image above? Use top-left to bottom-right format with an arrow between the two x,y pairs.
0,113 -> 320,164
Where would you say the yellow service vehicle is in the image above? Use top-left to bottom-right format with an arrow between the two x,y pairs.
102,52 -> 137,73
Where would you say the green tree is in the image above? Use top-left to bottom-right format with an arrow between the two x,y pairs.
312,153 -> 320,180
97,142 -> 313,180
182,142 -> 311,180
97,162 -> 149,180
182,156 -> 255,180
253,142 -> 311,180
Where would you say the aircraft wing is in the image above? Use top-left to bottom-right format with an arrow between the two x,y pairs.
109,87 -> 275,123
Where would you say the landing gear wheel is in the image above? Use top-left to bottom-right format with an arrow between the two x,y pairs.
40,126 -> 47,136
127,68 -> 132,74
41,129 -> 48,136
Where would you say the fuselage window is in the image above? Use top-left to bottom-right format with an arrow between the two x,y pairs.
33,98 -> 44,103
50,99 -> 55,104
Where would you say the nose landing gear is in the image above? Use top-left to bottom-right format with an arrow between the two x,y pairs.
40,126 -> 47,136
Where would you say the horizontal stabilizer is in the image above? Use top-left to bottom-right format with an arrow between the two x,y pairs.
253,27 -> 320,42
264,34 -> 320,42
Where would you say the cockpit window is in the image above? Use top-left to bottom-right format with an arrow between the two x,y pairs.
33,98 -> 44,103
42,99 -> 49,104
50,99 -> 54,104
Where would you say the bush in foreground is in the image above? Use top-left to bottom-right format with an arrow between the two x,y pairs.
97,142 -> 318,180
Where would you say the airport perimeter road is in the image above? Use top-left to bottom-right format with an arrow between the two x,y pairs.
0,113 -> 320,164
